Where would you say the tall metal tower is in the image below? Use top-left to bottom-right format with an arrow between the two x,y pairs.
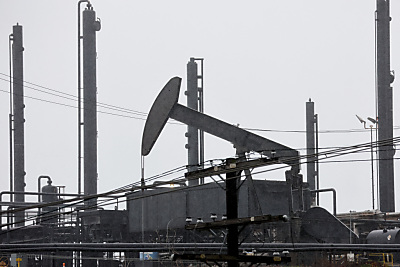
306,99 -> 318,205
376,0 -> 395,212
79,2 -> 101,209
186,58 -> 204,185
11,24 -> 26,227
79,3 -> 101,267
186,58 -> 199,181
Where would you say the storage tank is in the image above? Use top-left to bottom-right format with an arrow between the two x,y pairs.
366,229 -> 400,244
40,180 -> 58,224
367,229 -> 400,263
42,180 -> 57,202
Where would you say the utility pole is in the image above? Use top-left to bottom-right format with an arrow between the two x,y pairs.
226,158 -> 241,267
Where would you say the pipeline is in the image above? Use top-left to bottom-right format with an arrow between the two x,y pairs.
311,188 -> 337,216
1,243 -> 400,253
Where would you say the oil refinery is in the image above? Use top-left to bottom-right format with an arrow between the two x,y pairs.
1,1 -> 400,266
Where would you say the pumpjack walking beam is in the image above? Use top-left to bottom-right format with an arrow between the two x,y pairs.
142,77 -> 300,173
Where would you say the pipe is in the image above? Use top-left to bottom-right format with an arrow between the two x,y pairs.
6,207 -> 11,230
0,201 -> 72,206
311,188 -> 337,216
8,114 -> 13,202
197,58 -> 205,184
77,0 -> 89,198
2,243 -> 400,253
1,191 -> 82,202
370,126 -> 375,210
315,114 -> 319,205
8,34 -> 13,203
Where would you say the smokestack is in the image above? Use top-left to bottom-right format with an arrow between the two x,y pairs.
186,58 -> 199,185
376,0 -> 395,212
12,24 -> 26,227
83,4 -> 101,209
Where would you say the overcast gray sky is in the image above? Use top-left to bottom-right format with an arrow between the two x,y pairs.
0,1 -> 399,214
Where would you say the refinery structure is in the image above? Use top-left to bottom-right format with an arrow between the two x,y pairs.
1,1 -> 400,266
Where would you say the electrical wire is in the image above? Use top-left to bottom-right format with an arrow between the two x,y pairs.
0,76 -> 184,124
0,162 -> 191,230
2,74 -> 400,133
2,68 -> 400,226
0,73 -> 147,116
244,126 -> 400,134
6,135 -> 400,220
3,135 -> 400,230
0,88 -> 146,120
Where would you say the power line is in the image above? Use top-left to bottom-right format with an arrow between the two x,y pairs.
0,88 -> 146,120
0,163 -> 190,229
3,136 -> 400,229
0,76 -> 183,124
0,73 -> 147,116
244,126 -> 400,134
4,135 -> 400,217
2,74 -> 400,133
